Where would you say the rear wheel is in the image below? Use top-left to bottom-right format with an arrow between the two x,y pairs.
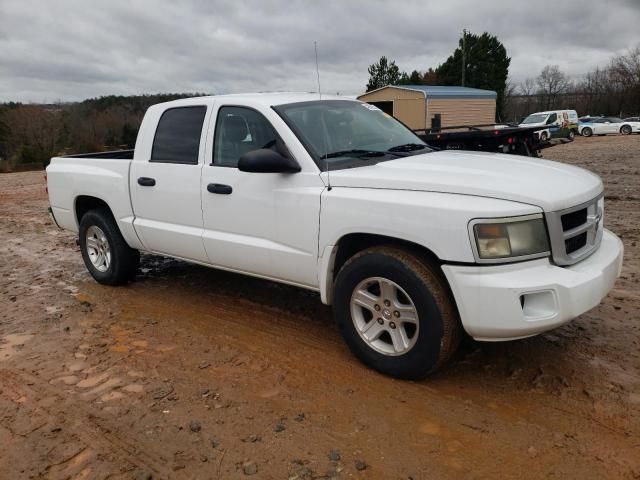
568,130 -> 576,140
79,209 -> 139,285
582,127 -> 593,137
333,246 -> 461,379
620,125 -> 632,135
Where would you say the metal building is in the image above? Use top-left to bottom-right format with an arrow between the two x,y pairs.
357,85 -> 497,130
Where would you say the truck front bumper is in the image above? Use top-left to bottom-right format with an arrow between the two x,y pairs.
442,229 -> 623,341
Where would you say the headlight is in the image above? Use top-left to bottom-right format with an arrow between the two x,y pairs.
469,214 -> 550,263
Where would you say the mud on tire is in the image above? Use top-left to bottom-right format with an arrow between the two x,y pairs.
333,246 -> 462,379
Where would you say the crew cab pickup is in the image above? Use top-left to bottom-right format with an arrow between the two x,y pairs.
46,93 -> 624,379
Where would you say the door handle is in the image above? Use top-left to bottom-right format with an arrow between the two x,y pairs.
207,183 -> 233,195
138,177 -> 156,187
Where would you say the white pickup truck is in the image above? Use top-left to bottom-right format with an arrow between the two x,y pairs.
47,93 -> 624,379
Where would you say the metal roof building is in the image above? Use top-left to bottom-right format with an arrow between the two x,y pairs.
357,85 -> 497,130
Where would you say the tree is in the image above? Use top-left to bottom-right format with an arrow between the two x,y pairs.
537,65 -> 571,110
435,31 -> 511,119
421,68 -> 439,85
366,56 -> 402,91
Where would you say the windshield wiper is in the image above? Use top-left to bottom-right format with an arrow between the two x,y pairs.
324,149 -> 387,159
387,143 -> 428,153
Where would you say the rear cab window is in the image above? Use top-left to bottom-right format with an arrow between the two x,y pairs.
151,106 -> 207,164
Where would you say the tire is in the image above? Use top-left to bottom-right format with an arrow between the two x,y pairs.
620,125 -> 632,135
568,130 -> 576,140
79,208 -> 140,285
539,131 -> 548,141
333,246 -> 462,379
582,127 -> 593,137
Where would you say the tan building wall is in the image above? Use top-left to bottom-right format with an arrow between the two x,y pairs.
393,98 -> 426,130
358,87 -> 426,129
426,99 -> 496,127
358,86 -> 497,129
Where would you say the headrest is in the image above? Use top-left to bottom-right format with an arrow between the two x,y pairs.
222,115 -> 248,142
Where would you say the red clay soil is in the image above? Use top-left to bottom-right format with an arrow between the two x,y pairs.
1,135 -> 639,479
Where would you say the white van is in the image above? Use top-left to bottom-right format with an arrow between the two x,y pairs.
519,110 -> 579,140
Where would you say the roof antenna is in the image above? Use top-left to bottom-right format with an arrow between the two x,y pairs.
314,41 -> 322,100
315,41 -> 331,190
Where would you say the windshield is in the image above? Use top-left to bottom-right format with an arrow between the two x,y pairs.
274,100 -> 432,171
521,114 -> 548,124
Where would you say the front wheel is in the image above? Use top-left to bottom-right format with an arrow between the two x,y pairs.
79,209 -> 140,285
539,131 -> 548,141
582,127 -> 593,137
620,125 -> 632,135
333,246 -> 461,379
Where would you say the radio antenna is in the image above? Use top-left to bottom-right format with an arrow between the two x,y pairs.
314,41 -> 322,100
314,41 -> 331,190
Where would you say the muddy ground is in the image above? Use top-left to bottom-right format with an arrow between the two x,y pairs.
1,135 -> 639,479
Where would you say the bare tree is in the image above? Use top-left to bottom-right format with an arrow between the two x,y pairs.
519,78 -> 535,96
537,65 -> 571,110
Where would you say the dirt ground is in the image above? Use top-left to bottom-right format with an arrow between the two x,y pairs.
1,135 -> 639,480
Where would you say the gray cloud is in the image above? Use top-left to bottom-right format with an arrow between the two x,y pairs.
1,0 -> 639,102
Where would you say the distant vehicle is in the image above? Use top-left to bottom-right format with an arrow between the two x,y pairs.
578,115 -> 601,123
623,116 -> 640,122
579,117 -> 640,136
519,110 -> 578,140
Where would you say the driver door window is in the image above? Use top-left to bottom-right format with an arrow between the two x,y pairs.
212,107 -> 277,167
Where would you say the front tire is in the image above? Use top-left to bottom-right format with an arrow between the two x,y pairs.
582,127 -> 593,137
79,209 -> 140,285
620,125 -> 632,135
333,246 -> 461,379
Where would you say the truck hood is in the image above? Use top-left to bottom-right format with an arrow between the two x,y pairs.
324,150 -> 603,211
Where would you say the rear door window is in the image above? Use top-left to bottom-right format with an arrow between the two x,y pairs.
151,106 -> 207,164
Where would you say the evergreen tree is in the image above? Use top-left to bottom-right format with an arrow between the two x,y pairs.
366,56 -> 402,91
436,32 -> 511,119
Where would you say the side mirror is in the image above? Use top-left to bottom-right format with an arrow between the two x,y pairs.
238,149 -> 301,173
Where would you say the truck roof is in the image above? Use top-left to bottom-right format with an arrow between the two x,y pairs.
154,92 -> 348,109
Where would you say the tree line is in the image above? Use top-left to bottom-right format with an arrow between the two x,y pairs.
504,47 -> 640,122
0,93 -> 201,171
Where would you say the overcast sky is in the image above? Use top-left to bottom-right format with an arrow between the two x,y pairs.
1,0 -> 639,103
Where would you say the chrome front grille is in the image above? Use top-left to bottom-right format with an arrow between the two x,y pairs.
545,195 -> 604,266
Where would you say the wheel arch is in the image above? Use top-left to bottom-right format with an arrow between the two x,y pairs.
74,195 -> 113,227
320,232 -> 442,305
73,195 -> 143,250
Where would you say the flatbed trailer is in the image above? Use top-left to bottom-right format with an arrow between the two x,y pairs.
413,124 -> 570,157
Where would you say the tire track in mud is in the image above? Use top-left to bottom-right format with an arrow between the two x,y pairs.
0,369 -> 175,479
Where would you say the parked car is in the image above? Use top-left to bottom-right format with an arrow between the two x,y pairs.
519,110 -> 578,140
623,116 -> 640,123
46,94 -> 624,379
578,115 -> 601,123
579,117 -> 640,136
